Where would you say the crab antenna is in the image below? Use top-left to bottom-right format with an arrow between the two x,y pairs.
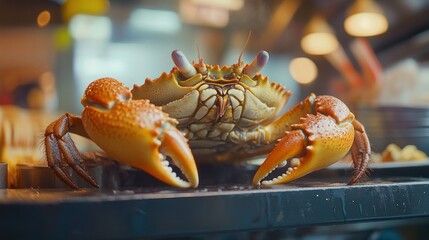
196,42 -> 203,65
237,32 -> 252,64
172,50 -> 197,78
243,51 -> 269,77
195,43 -> 207,73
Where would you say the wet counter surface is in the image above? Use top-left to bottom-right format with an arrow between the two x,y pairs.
1,176 -> 429,239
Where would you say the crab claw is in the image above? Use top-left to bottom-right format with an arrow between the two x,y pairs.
76,78 -> 199,189
156,127 -> 199,188
253,130 -> 308,186
253,111 -> 357,186
96,120 -> 199,189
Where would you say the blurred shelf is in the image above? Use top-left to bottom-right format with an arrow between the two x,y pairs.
0,163 -> 7,189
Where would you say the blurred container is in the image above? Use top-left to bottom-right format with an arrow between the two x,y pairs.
357,106 -> 429,154
15,161 -> 120,189
0,163 -> 7,189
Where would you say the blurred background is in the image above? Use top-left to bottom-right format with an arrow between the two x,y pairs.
1,0 -> 429,160
0,0 -> 428,113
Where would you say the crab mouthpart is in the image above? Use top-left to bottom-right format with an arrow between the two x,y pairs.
157,128 -> 199,188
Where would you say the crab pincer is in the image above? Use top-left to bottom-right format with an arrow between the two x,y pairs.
253,95 -> 371,186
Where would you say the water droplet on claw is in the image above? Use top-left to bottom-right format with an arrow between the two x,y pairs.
291,158 -> 301,167
278,160 -> 288,168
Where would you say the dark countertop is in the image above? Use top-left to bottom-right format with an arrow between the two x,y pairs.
1,176 -> 429,239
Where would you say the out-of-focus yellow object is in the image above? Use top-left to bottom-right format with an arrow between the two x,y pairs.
53,26 -> 73,51
344,0 -> 388,37
62,0 -> 110,22
381,144 -> 428,162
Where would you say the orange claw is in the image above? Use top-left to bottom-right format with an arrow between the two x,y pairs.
253,130 -> 307,185
45,78 -> 199,189
81,78 -> 199,188
157,128 -> 199,188
253,95 -> 370,186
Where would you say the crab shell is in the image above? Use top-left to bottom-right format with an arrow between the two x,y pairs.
131,51 -> 291,159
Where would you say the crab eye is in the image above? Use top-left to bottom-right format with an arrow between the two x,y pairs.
197,65 -> 207,74
233,67 -> 243,75
223,72 -> 236,79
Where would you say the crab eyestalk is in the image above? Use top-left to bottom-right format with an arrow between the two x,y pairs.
243,51 -> 269,78
172,50 -> 197,78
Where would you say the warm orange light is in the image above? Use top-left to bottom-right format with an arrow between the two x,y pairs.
37,10 -> 51,27
301,33 -> 339,55
344,0 -> 388,37
301,16 -> 339,55
289,57 -> 318,84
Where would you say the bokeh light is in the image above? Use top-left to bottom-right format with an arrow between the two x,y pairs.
37,10 -> 51,27
289,57 -> 318,84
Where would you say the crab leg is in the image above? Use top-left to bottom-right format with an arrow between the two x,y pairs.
44,113 -> 98,189
349,120 -> 371,185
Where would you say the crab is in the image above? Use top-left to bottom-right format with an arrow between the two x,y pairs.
44,49 -> 370,189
